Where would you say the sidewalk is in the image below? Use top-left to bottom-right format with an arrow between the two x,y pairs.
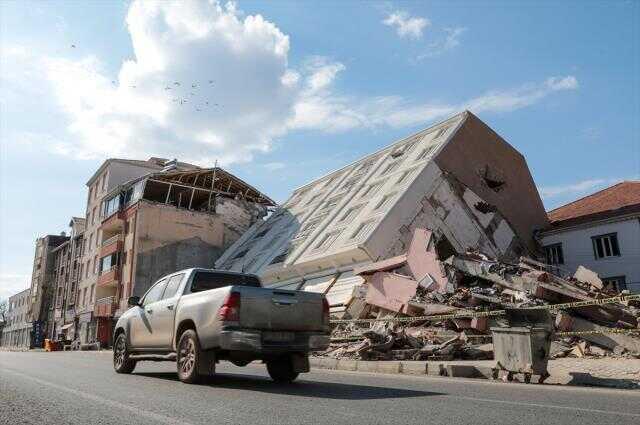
310,357 -> 640,390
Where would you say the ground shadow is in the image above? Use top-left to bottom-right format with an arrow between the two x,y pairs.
134,371 -> 443,400
566,372 -> 640,390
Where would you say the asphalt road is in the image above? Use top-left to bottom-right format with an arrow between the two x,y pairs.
1,351 -> 639,425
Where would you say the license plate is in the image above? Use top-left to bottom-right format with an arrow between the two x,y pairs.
263,331 -> 295,342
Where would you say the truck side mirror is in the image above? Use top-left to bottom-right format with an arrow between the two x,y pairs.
128,296 -> 141,306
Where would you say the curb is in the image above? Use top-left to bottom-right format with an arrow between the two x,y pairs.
310,357 -> 493,379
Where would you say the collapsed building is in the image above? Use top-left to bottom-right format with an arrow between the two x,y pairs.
215,111 -> 550,315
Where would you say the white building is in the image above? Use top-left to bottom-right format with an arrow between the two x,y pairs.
216,111 -> 549,313
1,289 -> 31,349
539,181 -> 640,293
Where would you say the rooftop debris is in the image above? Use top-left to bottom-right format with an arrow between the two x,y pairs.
316,228 -> 640,362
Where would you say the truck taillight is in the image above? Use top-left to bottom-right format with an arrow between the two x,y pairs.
218,291 -> 241,322
322,297 -> 330,326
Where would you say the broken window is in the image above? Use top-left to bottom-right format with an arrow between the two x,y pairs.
543,243 -> 564,265
480,165 -> 506,192
474,201 -> 497,214
592,233 -> 620,259
602,275 -> 626,291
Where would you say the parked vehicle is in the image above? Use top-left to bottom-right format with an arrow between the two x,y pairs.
112,268 -> 330,383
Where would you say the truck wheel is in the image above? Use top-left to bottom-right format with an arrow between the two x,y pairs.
177,330 -> 202,384
266,357 -> 299,383
113,333 -> 136,374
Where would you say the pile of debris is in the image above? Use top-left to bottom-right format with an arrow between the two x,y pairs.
317,228 -> 640,361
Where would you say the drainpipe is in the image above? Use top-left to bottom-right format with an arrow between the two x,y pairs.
127,206 -> 139,304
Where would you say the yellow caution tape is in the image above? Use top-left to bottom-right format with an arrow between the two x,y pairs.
556,329 -> 640,337
330,294 -> 640,324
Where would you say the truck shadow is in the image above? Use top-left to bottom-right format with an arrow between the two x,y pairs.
566,372 -> 640,390
134,372 -> 443,400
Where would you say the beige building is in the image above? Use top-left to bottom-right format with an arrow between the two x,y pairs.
27,234 -> 69,346
216,111 -> 549,313
76,158 -> 178,344
88,163 -> 273,346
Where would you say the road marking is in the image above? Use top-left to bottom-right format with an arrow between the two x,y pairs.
450,395 -> 640,418
1,367 -> 194,425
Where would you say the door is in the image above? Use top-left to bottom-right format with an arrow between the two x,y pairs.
129,279 -> 168,349
145,274 -> 184,350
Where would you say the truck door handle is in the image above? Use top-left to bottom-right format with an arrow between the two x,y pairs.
167,305 -> 174,310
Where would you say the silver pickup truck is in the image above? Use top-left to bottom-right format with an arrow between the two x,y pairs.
113,268 -> 330,384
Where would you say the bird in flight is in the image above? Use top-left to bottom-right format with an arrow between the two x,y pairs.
196,108 -> 202,112
71,44 -> 76,48
192,83 -> 197,88
174,82 -> 180,86
208,80 -> 213,84
164,86 -> 171,90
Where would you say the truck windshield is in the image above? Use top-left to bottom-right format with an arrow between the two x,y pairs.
189,271 -> 261,293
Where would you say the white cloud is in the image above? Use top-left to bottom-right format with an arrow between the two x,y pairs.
263,161 -> 285,171
418,27 -> 467,59
0,273 -> 30,302
290,74 -> 580,132
1,0 -> 580,164
383,10 -> 430,40
539,178 -> 624,200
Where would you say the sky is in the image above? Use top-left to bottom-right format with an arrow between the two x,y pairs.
0,0 -> 638,300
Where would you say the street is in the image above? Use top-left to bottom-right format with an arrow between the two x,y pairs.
1,351 -> 639,425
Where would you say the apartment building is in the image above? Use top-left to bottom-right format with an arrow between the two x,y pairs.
75,158 -> 178,345
50,217 -> 85,341
1,289 -> 31,348
216,111 -> 549,313
77,159 -> 274,346
27,234 -> 69,347
539,181 -> 640,293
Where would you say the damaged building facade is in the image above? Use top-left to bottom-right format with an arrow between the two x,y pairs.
215,111 -> 549,314
89,165 -> 274,346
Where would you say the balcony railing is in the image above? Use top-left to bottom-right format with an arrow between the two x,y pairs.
95,296 -> 117,318
101,234 -> 123,247
97,266 -> 120,287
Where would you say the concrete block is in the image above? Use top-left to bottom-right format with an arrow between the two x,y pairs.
377,361 -> 401,374
337,359 -> 358,371
316,357 -> 338,370
400,361 -> 427,375
357,361 -> 378,373
446,364 -> 480,378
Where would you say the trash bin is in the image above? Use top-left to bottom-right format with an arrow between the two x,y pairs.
491,308 -> 553,383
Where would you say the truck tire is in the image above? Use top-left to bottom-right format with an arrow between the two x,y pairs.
266,357 -> 299,383
177,329 -> 202,384
113,333 -> 136,374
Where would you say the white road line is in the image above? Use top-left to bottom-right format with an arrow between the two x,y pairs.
451,395 -> 640,418
1,367 -> 194,425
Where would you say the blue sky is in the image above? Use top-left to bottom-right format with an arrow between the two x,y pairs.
1,0 -> 638,299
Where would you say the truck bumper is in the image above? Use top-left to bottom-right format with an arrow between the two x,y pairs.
219,329 -> 330,353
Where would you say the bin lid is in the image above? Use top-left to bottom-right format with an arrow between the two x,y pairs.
504,308 -> 553,331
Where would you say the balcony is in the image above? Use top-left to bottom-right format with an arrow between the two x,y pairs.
101,210 -> 125,232
99,235 -> 123,257
95,296 -> 117,318
97,266 -> 120,287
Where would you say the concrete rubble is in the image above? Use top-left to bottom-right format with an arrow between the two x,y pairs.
317,228 -> 640,363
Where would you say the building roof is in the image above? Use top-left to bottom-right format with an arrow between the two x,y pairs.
546,181 -> 640,229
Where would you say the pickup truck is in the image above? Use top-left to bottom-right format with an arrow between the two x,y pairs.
112,268 -> 330,384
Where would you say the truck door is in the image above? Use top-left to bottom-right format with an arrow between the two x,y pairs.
145,273 -> 184,350
129,278 -> 168,349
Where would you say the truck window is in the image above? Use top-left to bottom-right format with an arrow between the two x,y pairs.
162,274 -> 184,299
189,272 -> 261,293
143,279 -> 168,306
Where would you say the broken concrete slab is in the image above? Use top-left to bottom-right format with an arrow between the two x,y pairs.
555,312 -> 640,353
574,265 -> 604,290
354,255 -> 407,275
405,228 -> 449,293
365,272 -> 418,313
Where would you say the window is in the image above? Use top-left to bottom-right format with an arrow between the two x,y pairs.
92,206 -> 97,225
314,230 -> 342,250
162,274 -> 185,299
591,233 -> 620,259
602,276 -> 626,292
188,272 -> 261,294
143,279 -> 168,306
375,192 -> 397,210
351,220 -> 376,241
103,195 -> 121,218
305,194 -> 321,206
434,125 -> 449,139
94,255 -> 98,274
90,285 -> 95,303
101,174 -> 107,191
381,160 -> 401,175
361,181 -> 384,198
543,243 -> 564,265
340,204 -> 364,222
88,233 -> 93,250
254,226 -> 270,238
86,260 -> 91,278
397,168 -> 417,185
416,145 -> 437,161
99,253 -> 118,273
